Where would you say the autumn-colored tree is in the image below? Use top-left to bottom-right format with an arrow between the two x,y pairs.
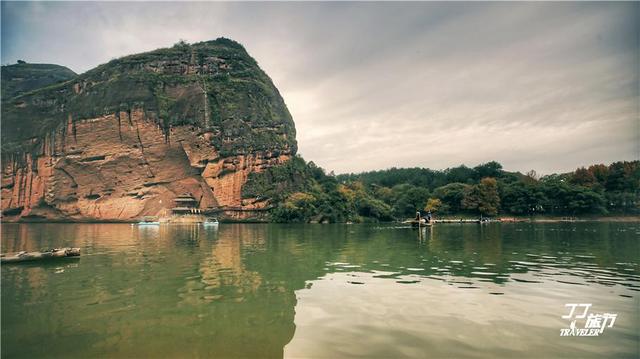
570,167 -> 597,187
337,184 -> 356,203
587,164 -> 609,184
424,198 -> 443,213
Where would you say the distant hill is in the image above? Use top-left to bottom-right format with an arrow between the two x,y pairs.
1,62 -> 77,99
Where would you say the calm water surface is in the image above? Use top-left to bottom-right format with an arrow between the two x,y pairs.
1,223 -> 639,358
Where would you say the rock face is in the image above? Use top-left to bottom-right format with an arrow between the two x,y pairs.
1,39 -> 296,221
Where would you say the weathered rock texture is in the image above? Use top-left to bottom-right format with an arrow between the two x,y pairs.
1,39 -> 296,221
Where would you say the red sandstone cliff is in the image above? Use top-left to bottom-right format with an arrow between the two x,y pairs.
1,109 -> 291,221
1,39 -> 296,221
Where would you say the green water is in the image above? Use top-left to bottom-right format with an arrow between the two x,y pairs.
1,223 -> 639,358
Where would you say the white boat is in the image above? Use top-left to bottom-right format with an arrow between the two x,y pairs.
203,218 -> 219,226
135,216 -> 160,226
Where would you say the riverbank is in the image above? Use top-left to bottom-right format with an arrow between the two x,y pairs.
524,215 -> 640,223
434,215 -> 640,223
3,215 -> 639,224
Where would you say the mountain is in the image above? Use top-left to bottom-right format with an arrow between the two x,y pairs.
1,38 -> 297,221
1,62 -> 77,100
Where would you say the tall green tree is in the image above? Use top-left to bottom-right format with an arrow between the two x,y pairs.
501,181 -> 546,215
462,177 -> 500,216
473,161 -> 503,181
433,183 -> 469,214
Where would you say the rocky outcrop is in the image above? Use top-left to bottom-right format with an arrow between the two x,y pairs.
1,39 -> 296,221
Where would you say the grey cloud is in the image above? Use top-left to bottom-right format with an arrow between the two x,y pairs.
2,2 -> 637,175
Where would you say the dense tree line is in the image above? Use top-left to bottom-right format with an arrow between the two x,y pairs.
246,157 -> 639,223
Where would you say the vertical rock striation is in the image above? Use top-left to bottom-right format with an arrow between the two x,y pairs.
1,38 -> 296,221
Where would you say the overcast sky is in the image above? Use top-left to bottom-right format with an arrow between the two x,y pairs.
2,2 -> 638,174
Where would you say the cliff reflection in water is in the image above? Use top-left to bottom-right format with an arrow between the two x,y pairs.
1,222 -> 639,358
2,224 -> 303,358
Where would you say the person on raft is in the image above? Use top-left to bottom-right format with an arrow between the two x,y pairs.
415,211 -> 430,224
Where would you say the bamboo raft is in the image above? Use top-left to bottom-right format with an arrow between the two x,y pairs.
1,248 -> 81,264
433,219 -> 481,223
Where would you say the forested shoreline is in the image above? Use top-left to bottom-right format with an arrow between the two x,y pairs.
244,157 -> 639,223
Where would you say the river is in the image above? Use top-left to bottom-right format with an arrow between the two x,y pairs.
1,222 -> 638,358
